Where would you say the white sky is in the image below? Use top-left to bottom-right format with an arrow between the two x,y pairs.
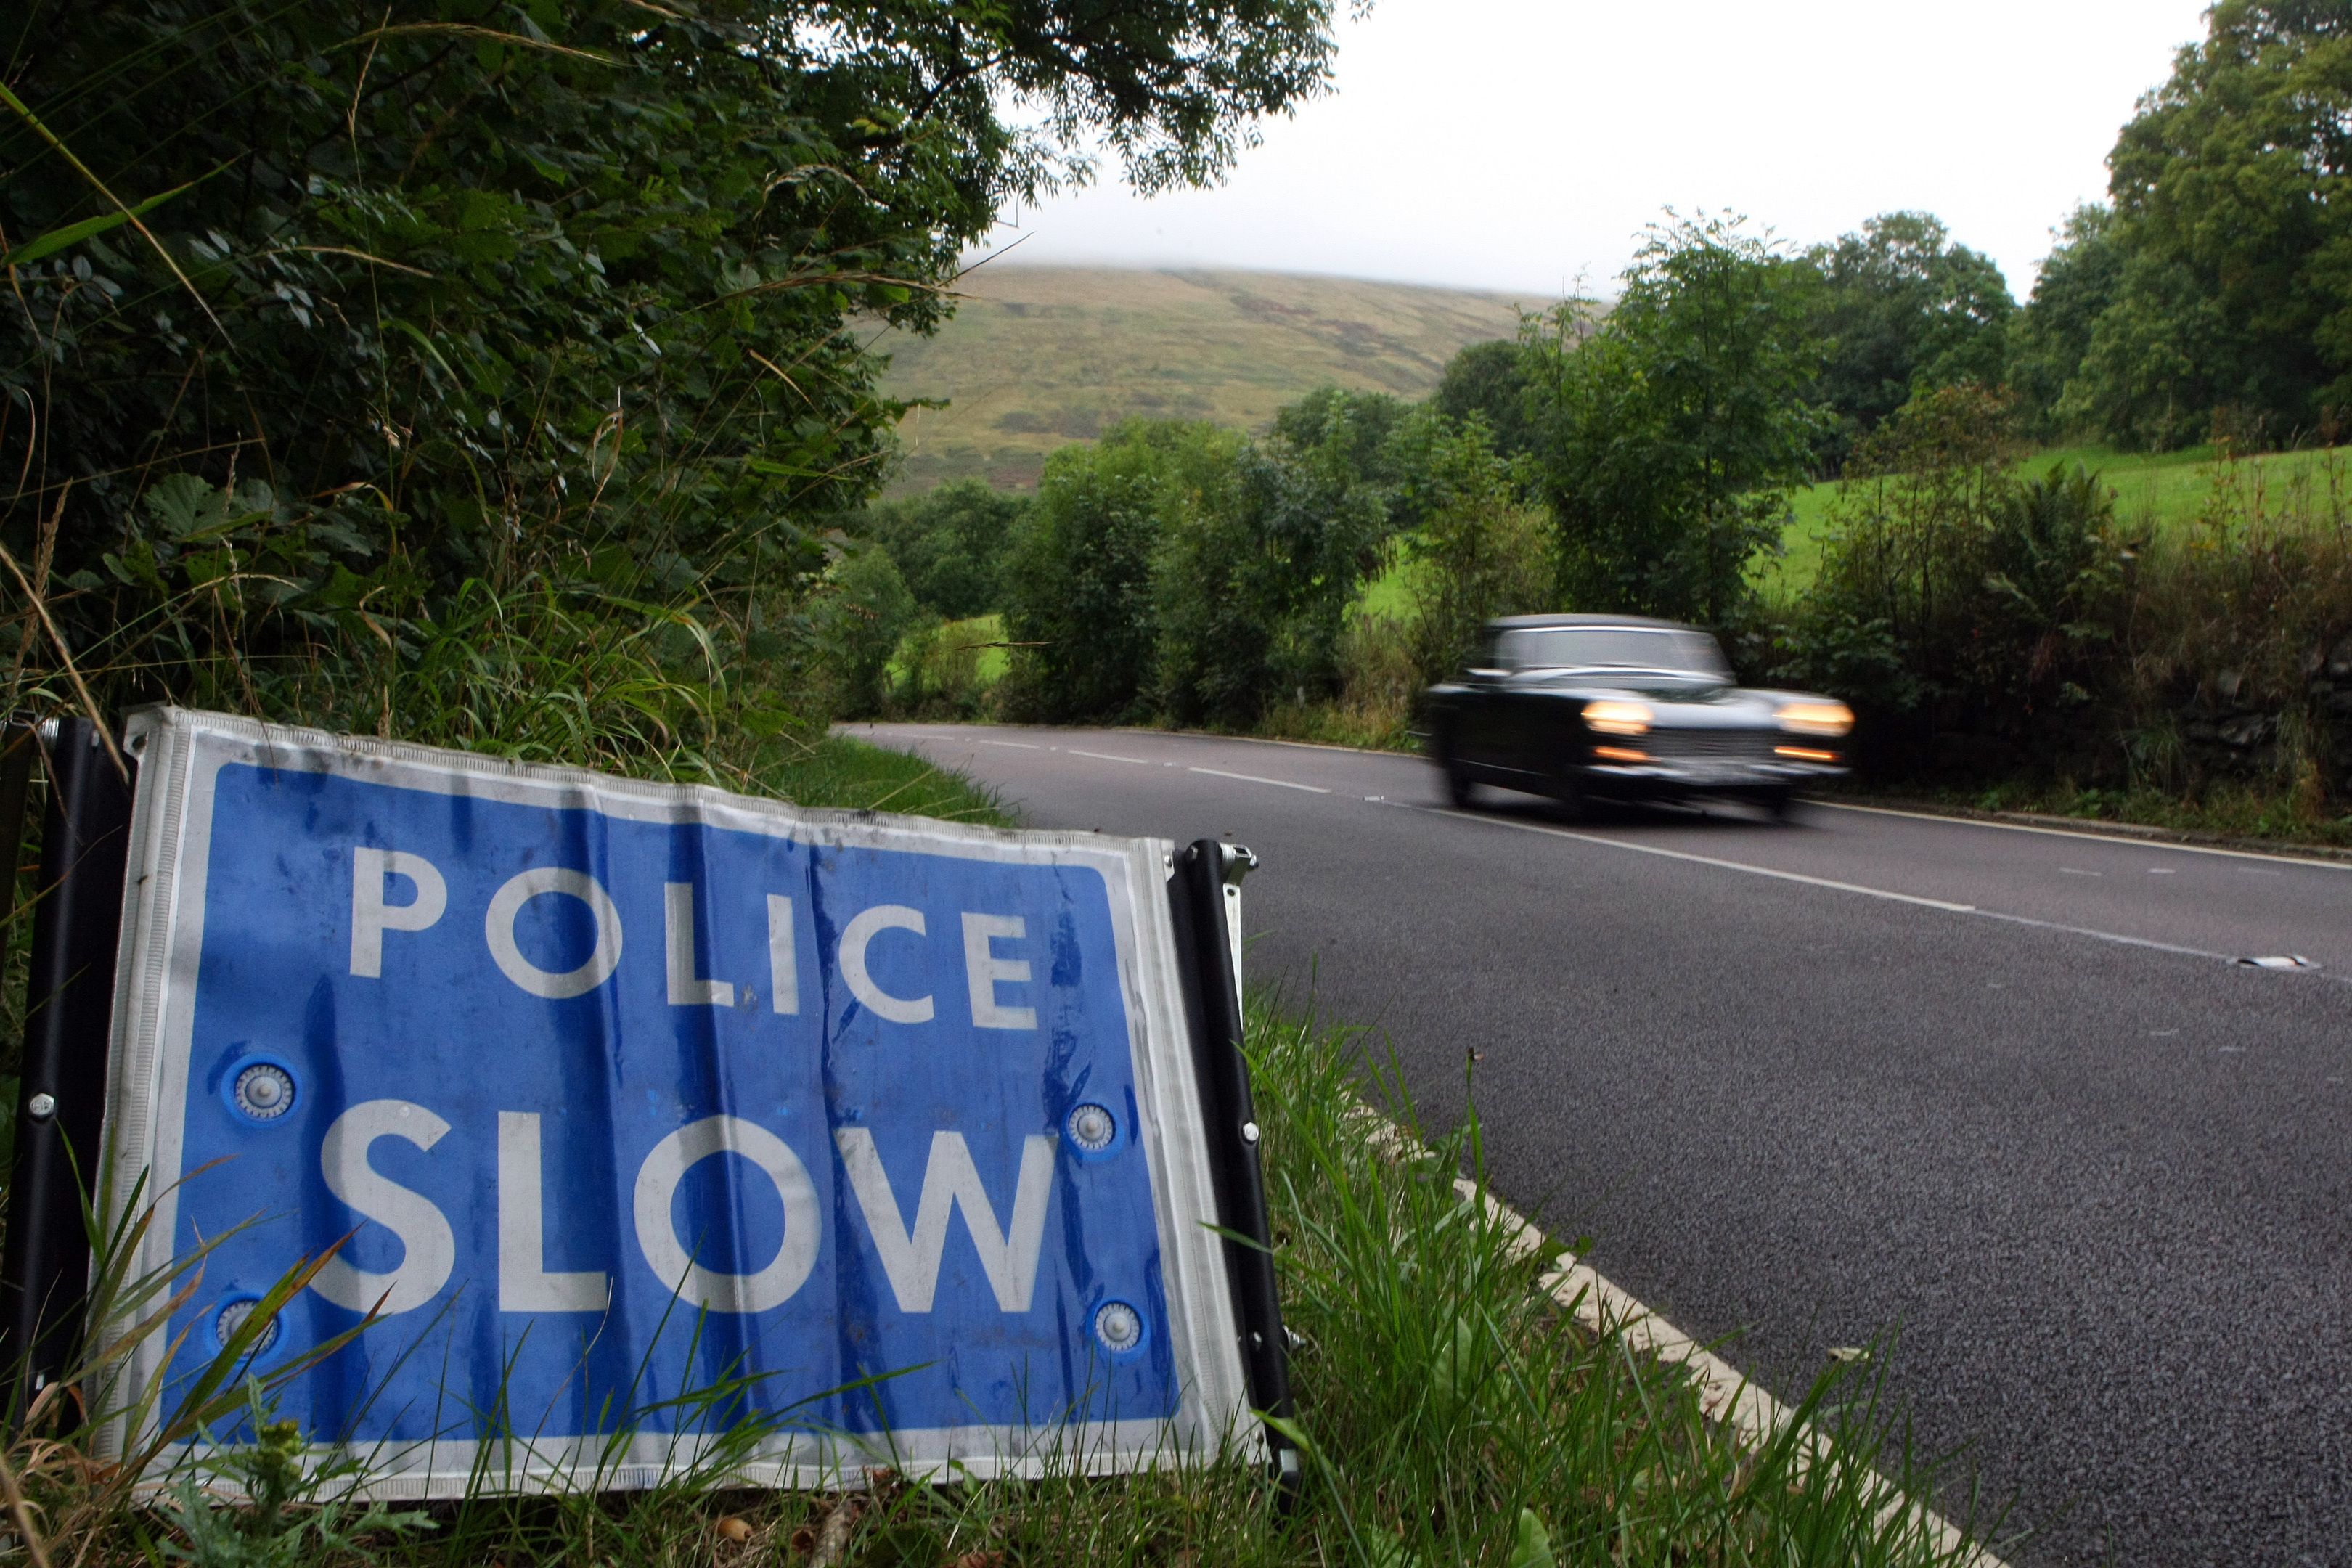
973,0 -> 2213,302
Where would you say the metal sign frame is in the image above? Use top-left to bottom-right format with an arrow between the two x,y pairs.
85,708 -> 1257,1497
0,716 -> 134,1406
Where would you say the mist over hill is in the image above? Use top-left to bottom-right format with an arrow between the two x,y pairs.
875,266 -> 1542,491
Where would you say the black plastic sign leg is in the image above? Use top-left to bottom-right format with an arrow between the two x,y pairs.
1170,838 -> 1301,1506
1,719 -> 136,1408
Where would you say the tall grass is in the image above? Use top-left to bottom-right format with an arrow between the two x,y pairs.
2119,446 -> 2352,804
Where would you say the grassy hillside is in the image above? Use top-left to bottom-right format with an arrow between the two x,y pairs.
876,266 -> 1538,491
1756,442 -> 2352,599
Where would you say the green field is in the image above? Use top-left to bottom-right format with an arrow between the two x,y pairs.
875,266 -> 1538,492
1755,442 -> 2352,599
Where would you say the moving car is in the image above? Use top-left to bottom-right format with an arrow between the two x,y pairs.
1422,613 -> 1852,817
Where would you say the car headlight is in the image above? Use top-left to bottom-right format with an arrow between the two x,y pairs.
1584,699 -> 1652,737
1777,701 -> 1853,738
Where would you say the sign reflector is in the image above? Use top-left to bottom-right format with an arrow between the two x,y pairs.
97,710 -> 1253,1495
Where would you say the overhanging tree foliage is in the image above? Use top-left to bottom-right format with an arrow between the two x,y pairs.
1,0 -> 1343,705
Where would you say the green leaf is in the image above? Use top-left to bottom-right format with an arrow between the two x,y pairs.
1429,1314 -> 1484,1420
142,472 -> 222,538
1506,1508 -> 1554,1568
0,163 -> 222,268
318,563 -> 369,609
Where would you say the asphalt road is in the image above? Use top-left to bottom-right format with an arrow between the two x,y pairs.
852,722 -> 2352,1568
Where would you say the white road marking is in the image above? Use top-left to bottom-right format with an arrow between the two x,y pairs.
1068,748 -> 1152,765
2149,868 -> 2176,875
1816,799 -> 2352,873
863,725 -> 2338,976
1187,766 -> 1331,794
2060,867 -> 2102,877
1351,1108 -> 2005,1568
1426,805 -> 2343,974
1427,807 -> 1978,912
977,738 -> 1041,750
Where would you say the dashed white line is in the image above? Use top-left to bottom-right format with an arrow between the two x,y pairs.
1068,748 -> 1152,765
1424,804 -> 2343,973
1426,806 -> 1978,913
1186,766 -> 1331,794
976,739 -> 1041,750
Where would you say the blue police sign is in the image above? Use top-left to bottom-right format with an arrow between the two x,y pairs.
94,710 -> 1251,1495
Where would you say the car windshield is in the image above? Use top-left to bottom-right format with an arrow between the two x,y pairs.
1498,626 -> 1728,677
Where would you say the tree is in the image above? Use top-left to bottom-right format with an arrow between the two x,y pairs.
847,480 -> 1029,618
814,544 -> 922,717
1154,393 -> 1397,727
2006,205 -> 2126,438
2066,0 -> 2352,447
1525,212 -> 1824,626
1000,420 -> 1229,722
1,0 -> 1346,704
1805,211 -> 2015,469
1388,412 -> 1552,682
1432,339 -> 1541,462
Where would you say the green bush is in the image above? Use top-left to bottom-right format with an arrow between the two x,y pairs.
1780,387 -> 2130,722
1000,422 -> 1204,723
1155,398 -> 1398,728
995,396 -> 1413,731
846,481 -> 1032,620
812,545 -> 923,720
1390,415 -> 1554,685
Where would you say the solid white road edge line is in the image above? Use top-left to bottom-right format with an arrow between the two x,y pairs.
1344,1107 -> 2006,1567
1186,765 -> 1331,793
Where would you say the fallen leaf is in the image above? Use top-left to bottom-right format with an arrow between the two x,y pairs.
1826,1345 -> 1870,1363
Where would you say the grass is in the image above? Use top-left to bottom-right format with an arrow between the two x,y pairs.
1859,777 -> 2352,852
876,267 -> 1534,493
761,731 -> 1013,823
1755,441 -> 2352,600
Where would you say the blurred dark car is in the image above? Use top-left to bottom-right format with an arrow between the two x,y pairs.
1422,613 -> 1852,817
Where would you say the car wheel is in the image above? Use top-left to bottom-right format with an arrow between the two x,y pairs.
1762,788 -> 1796,821
1445,763 -> 1477,809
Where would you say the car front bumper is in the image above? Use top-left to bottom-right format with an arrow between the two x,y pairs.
1580,756 -> 1847,796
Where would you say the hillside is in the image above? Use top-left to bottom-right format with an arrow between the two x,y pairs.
875,266 -> 1539,491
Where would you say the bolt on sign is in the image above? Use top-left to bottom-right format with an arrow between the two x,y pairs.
89,710 -> 1273,1495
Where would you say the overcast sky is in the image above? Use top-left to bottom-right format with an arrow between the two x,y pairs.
973,0 -> 2214,302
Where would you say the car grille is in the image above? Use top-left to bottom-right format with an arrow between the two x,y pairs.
1641,729 -> 1778,764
